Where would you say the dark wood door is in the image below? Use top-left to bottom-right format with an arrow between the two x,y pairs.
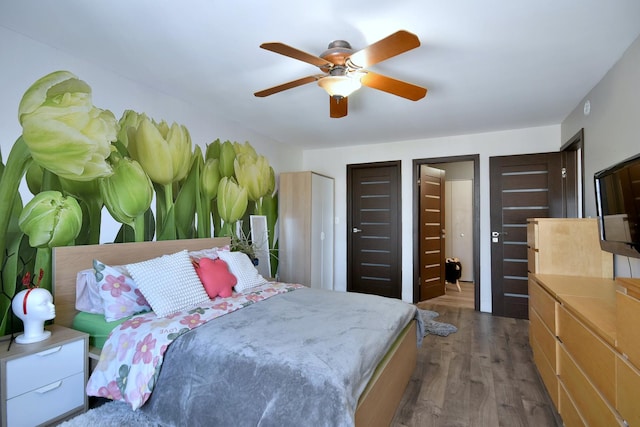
347,161 -> 401,298
490,152 -> 563,318
419,165 -> 446,300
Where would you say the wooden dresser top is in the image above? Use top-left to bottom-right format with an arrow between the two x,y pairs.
532,274 -> 617,346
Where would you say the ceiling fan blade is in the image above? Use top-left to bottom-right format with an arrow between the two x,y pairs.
254,75 -> 321,97
329,96 -> 348,118
348,30 -> 421,69
360,71 -> 427,101
260,42 -> 333,68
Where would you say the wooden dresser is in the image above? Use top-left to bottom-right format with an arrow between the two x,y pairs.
527,218 -> 640,426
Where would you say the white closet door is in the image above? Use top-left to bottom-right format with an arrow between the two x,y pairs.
311,173 -> 334,290
320,175 -> 334,290
445,180 -> 474,282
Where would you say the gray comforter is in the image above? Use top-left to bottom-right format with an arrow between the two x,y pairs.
139,287 -> 418,426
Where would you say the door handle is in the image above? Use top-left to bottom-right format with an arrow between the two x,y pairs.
492,230 -> 508,243
352,227 -> 362,233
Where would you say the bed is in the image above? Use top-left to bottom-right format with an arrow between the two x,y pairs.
52,237 -> 419,426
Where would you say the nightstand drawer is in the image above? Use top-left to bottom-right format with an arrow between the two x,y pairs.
6,338 -> 84,398
6,371 -> 85,427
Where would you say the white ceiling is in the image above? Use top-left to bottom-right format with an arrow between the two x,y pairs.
2,1 -> 640,149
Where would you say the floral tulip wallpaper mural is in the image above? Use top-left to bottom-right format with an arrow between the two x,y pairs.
0,70 -> 279,335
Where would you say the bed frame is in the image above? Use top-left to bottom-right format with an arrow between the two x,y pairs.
52,237 -> 416,427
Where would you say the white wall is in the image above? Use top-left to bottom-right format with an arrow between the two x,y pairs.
0,27 -> 303,241
302,125 -> 561,312
562,34 -> 640,277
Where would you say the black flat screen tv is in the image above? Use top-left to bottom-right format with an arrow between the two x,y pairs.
594,153 -> 640,259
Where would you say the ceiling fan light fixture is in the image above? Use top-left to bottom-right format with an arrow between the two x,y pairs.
317,75 -> 362,98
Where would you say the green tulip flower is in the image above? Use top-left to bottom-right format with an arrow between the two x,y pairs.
18,191 -> 82,248
266,166 -> 276,196
128,116 -> 193,241
202,158 -> 220,200
0,71 -> 116,289
233,141 -> 258,159
117,110 -> 144,147
18,71 -> 117,181
130,117 -> 174,185
234,154 -> 272,202
218,140 -> 236,178
129,117 -> 192,185
17,190 -> 82,295
217,177 -> 248,235
205,139 -> 221,161
168,123 -> 192,183
99,156 -> 153,229
154,119 -> 192,183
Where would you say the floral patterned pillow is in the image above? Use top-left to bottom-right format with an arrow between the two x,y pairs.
94,260 -> 151,322
75,268 -> 105,314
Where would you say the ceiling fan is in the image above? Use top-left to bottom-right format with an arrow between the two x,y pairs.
254,30 -> 428,118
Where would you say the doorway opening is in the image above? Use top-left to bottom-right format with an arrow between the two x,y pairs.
413,154 -> 480,311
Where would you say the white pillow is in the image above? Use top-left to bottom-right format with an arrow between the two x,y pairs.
188,245 -> 230,262
126,250 -> 209,317
217,250 -> 268,292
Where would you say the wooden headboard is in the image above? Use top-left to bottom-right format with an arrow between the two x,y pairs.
52,237 -> 231,328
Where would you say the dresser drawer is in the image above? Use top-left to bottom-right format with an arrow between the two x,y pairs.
531,336 -> 558,408
529,278 -> 556,333
557,305 -> 615,404
616,290 -> 640,370
529,308 -> 556,372
6,371 -> 85,427
558,345 -> 621,427
6,338 -> 84,398
616,355 -> 640,427
558,382 -> 586,427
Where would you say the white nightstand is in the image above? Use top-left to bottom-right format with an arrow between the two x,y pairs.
0,324 -> 88,427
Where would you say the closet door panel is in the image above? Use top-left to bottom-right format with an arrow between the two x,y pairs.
279,172 -> 334,290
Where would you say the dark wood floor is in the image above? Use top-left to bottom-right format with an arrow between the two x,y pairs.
427,281 -> 475,310
392,303 -> 563,427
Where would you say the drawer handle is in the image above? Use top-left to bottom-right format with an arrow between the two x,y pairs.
36,346 -> 62,357
35,380 -> 62,394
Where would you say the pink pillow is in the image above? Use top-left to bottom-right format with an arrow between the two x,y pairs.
194,258 -> 236,298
